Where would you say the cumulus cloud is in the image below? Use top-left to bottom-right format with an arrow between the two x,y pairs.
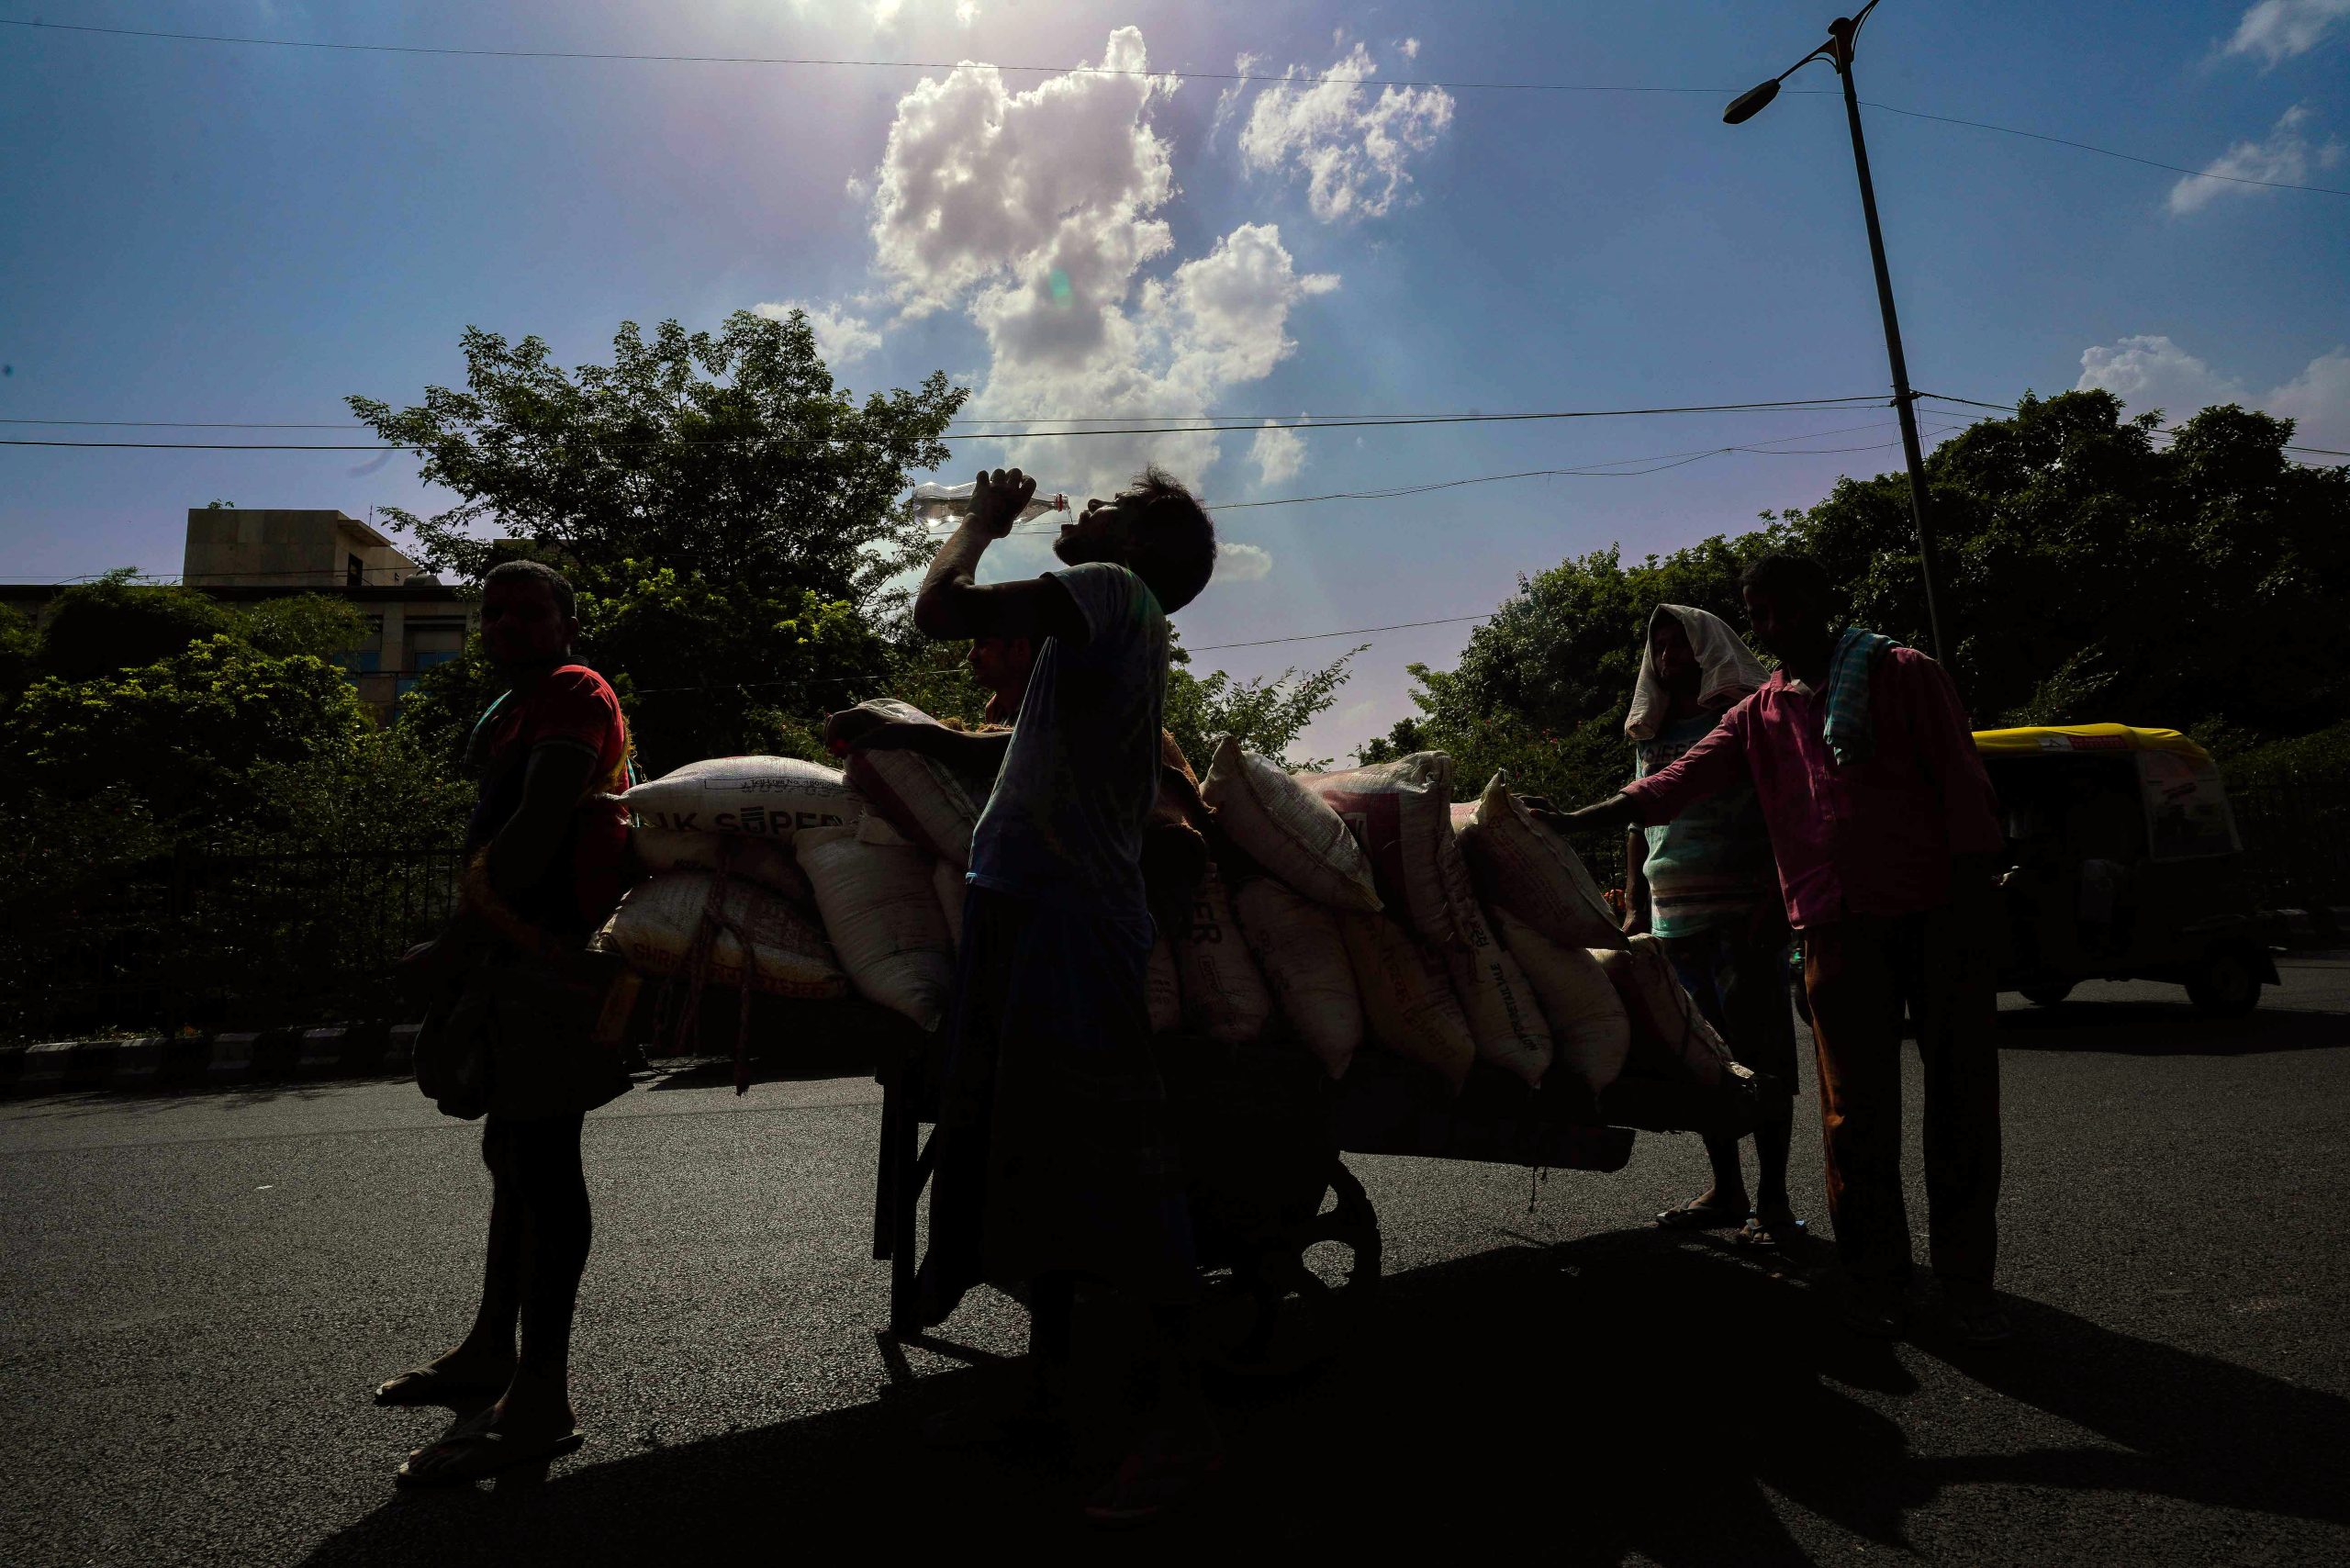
1211,52 -> 1264,146
2168,104 -> 2344,214
867,29 -> 1339,494
868,0 -> 904,31
1216,542 -> 1275,582
1248,420 -> 1306,485
2076,333 -> 2350,456
1237,40 -> 1455,222
2224,0 -> 2350,65
754,299 -> 882,367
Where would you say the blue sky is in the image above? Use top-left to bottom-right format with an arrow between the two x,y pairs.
4,1 -> 2346,759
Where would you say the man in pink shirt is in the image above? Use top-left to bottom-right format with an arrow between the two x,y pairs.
1561,553 -> 2010,1344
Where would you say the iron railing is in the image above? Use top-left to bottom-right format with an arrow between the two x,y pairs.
2,842 -> 462,1040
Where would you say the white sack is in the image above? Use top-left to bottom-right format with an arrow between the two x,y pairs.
840,700 -> 987,867
792,823 -> 956,1032
1303,753 -> 1482,950
1597,935 -> 1736,1090
1341,913 -> 1475,1092
1202,736 -> 1382,913
632,825 -> 812,905
934,858 -> 968,952
1147,936 -> 1182,1036
1233,876 -> 1363,1079
599,871 -> 845,998
1458,771 -> 1624,950
622,756 -> 856,842
1174,865 -> 1272,1044
1491,908 -> 1630,1093
1446,939 -> 1555,1088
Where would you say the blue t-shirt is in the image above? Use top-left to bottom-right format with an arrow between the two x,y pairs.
968,562 -> 1169,917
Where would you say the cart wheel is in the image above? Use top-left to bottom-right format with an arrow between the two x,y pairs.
2020,981 -> 2075,1007
2187,949 -> 2262,1018
1214,1158 -> 1382,1375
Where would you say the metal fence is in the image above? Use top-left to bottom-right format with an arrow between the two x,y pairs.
2231,776 -> 2350,916
3,842 -> 462,1040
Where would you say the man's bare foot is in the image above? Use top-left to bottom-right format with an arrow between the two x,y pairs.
374,1344 -> 519,1406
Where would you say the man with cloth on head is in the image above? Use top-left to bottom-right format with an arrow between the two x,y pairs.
1555,554 -> 2009,1345
831,464 -> 1221,1524
1622,604 -> 1804,1249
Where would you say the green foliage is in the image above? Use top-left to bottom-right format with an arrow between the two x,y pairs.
1354,716 -> 1428,765
0,604 -> 39,702
39,570 -> 239,681
10,635 -> 371,834
350,308 -> 967,772
1380,390 -> 2350,809
236,594 -> 371,663
1163,643 -> 1360,773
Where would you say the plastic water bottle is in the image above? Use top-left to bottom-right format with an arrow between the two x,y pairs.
909,480 -> 1069,528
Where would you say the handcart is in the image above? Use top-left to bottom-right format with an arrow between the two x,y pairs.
870,1023 -> 1780,1361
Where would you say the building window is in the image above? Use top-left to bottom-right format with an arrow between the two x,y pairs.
346,554 -> 364,588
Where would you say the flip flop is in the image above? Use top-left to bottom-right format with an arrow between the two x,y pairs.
1653,1199 -> 1751,1231
374,1366 -> 512,1406
1730,1215 -> 1809,1249
396,1426 -> 586,1487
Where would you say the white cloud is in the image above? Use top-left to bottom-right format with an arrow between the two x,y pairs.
2224,0 -> 2350,65
844,174 -> 869,204
867,29 -> 1339,496
1237,40 -> 1455,222
2168,104 -> 2344,214
1248,420 -> 1306,485
1211,52 -> 1264,147
1216,542 -> 1274,582
1398,38 -> 1421,61
956,0 -> 979,24
2076,333 -> 2350,457
754,299 -> 882,367
868,0 -> 904,31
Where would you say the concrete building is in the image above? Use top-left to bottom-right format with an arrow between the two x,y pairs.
1,509 -> 477,721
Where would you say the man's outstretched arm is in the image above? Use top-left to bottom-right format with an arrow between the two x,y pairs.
912,467 -> 1088,647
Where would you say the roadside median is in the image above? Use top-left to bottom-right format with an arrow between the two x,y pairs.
0,1023 -> 420,1099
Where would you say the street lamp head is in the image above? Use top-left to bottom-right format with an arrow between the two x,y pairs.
1723,79 -> 1781,124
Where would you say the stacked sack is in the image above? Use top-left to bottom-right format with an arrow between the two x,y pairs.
1194,734 -> 1735,1103
598,702 -> 981,1042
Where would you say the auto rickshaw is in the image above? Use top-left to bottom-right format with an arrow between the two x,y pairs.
1975,724 -> 2278,1015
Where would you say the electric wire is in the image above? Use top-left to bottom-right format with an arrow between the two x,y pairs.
8,17 -> 2346,198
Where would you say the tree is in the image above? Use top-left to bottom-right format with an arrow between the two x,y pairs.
1162,643 -> 1360,773
39,571 -> 240,681
1376,390 -> 2350,810
10,634 -> 373,834
350,309 -> 967,771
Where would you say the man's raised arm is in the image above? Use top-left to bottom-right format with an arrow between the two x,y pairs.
912,467 -> 1088,646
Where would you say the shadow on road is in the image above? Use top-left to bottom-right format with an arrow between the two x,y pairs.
296,1226 -> 2350,1564
1997,1002 -> 2348,1057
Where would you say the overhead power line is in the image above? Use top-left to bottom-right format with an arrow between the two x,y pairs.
0,395 -> 1893,451
1919,392 -> 2349,458
8,17 -> 2347,199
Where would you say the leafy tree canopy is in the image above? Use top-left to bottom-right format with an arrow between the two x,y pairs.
1377,391 -> 2350,812
351,309 -> 967,770
1164,642 -> 1360,773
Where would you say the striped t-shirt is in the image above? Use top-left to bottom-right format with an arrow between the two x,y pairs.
1634,711 -> 1776,937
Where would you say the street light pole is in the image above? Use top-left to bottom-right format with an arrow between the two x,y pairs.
1726,3 -> 1950,662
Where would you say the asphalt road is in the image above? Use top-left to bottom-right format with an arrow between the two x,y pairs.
4,958 -> 2345,1565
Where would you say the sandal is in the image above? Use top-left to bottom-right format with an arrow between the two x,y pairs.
1731,1214 -> 1809,1250
396,1425 -> 586,1487
374,1366 -> 513,1406
1653,1198 -> 1751,1231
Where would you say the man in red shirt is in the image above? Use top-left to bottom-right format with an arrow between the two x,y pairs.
377,559 -> 638,1481
1561,553 -> 2009,1344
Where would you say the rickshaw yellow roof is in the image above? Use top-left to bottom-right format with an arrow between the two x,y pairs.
1971,723 -> 2213,765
